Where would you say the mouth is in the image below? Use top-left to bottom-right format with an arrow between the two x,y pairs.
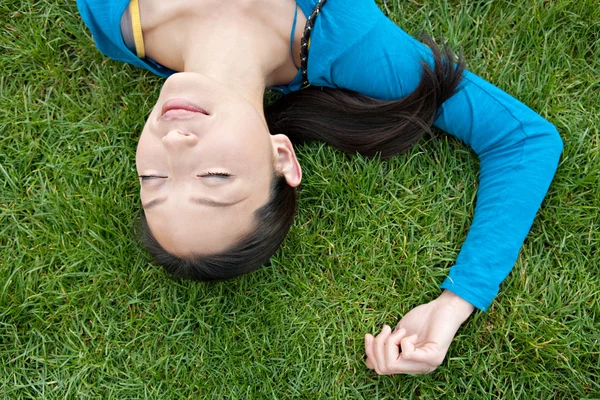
161,98 -> 210,120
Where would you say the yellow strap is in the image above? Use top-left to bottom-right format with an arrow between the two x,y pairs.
129,0 -> 146,58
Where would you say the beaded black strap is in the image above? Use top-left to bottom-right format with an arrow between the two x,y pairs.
300,0 -> 328,88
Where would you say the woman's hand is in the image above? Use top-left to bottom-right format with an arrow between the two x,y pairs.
364,290 -> 475,375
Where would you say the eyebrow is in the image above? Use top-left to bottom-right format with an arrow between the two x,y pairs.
142,196 -> 245,210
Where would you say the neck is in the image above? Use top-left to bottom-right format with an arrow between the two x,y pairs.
140,0 -> 303,110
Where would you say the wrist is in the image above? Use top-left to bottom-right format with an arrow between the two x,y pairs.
437,290 -> 475,323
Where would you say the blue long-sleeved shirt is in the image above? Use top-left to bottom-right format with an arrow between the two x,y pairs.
77,0 -> 563,311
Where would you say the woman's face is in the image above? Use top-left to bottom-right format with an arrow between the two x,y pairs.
136,72 -> 283,257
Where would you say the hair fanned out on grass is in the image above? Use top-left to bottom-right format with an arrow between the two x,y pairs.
141,37 -> 465,280
266,37 -> 465,159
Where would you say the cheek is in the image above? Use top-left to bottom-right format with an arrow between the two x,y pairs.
135,136 -> 149,169
215,114 -> 272,162
213,135 -> 273,172
136,134 -> 163,171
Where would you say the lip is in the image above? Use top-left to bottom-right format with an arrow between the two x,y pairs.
160,98 -> 210,120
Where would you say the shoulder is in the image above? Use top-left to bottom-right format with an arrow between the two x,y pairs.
306,0 -> 392,86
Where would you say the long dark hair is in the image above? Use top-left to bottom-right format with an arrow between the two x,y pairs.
266,38 -> 464,159
141,38 -> 465,280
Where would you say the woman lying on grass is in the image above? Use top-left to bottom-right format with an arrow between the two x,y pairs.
76,0 -> 563,375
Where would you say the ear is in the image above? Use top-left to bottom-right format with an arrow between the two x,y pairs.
270,134 -> 302,188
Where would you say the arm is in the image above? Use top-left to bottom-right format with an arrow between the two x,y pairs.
434,71 -> 563,310
330,17 -> 562,373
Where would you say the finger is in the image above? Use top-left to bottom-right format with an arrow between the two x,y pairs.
401,337 -> 445,366
373,325 -> 392,373
364,334 -> 376,370
384,328 -> 406,367
400,334 -> 418,357
377,345 -> 435,375
393,355 -> 436,375
404,346 -> 445,366
379,332 -> 433,375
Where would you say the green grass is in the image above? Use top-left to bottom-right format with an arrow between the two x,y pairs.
1,0 -> 598,398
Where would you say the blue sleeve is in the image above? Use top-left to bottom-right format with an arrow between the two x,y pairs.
330,18 -> 563,311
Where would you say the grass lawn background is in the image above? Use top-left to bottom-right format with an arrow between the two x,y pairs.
1,0 -> 598,398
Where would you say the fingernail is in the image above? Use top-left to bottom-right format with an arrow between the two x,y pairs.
384,325 -> 391,333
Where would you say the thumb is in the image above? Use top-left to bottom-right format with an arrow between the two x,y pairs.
399,334 -> 418,358
400,335 -> 440,364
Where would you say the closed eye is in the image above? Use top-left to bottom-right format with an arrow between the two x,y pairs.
199,172 -> 232,178
138,175 -> 167,180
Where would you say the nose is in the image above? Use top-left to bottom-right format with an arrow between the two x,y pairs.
162,129 -> 198,149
